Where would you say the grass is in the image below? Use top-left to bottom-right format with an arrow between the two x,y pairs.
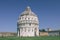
0,36 -> 60,40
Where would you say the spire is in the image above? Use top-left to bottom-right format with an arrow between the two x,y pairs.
25,6 -> 31,11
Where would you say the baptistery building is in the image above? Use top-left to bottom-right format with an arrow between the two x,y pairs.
17,6 -> 39,37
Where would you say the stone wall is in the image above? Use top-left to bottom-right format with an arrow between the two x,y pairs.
0,32 -> 16,37
39,32 -> 48,36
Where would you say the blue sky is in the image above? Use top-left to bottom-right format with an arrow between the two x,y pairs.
0,0 -> 60,32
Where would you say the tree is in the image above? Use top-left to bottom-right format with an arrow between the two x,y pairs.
42,29 -> 46,32
39,29 -> 46,32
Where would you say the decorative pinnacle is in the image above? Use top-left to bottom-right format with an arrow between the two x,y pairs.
25,6 -> 31,11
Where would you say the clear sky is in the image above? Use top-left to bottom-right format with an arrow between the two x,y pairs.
0,0 -> 60,32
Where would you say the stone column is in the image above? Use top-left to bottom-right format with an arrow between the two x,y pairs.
18,31 -> 19,36
17,28 -> 20,37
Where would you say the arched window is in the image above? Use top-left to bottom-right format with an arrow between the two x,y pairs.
29,23 -> 31,26
20,27 -> 23,32
32,28 -> 33,32
25,28 -> 26,32
28,28 -> 30,32
28,18 -> 30,20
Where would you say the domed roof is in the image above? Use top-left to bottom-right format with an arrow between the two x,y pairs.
20,6 -> 37,16
17,6 -> 39,26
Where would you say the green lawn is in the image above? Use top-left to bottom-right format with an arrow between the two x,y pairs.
0,36 -> 60,40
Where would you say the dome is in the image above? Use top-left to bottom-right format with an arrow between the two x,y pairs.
20,6 -> 37,16
17,6 -> 39,27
